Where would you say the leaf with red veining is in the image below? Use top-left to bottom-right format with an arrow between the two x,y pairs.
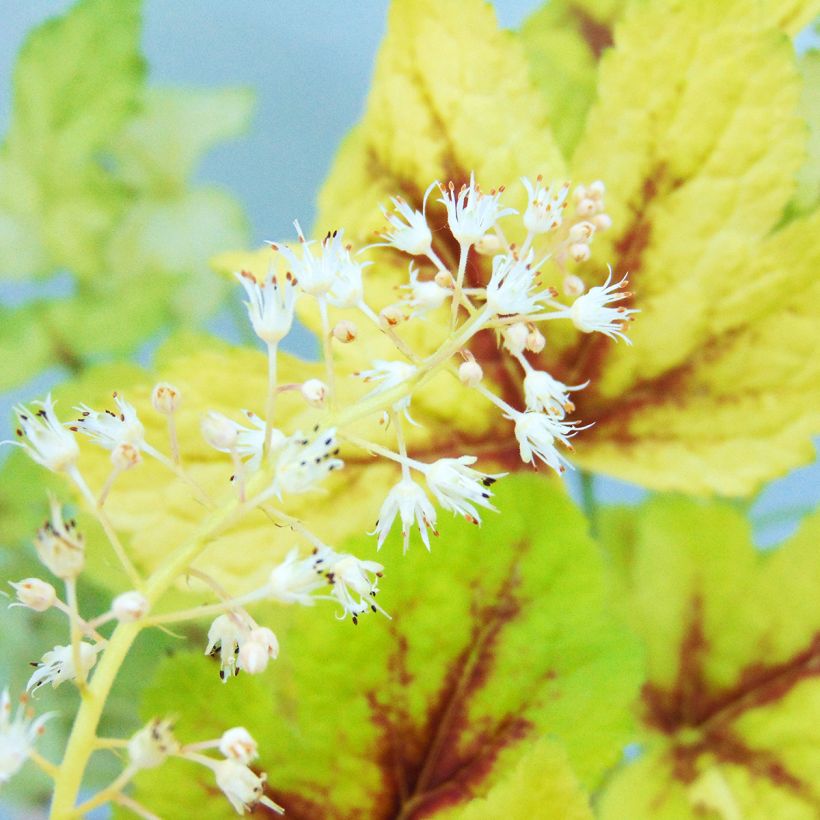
598,498 -> 820,818
137,475 -> 640,819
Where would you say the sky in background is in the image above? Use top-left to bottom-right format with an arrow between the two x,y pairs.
1,1 -> 818,548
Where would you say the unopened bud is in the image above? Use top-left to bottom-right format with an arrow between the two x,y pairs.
10,578 -> 56,612
112,590 -> 149,622
572,185 -> 588,204
568,221 -> 595,243
151,383 -> 180,415
563,274 -> 586,298
575,198 -> 597,217
332,320 -> 357,343
434,270 -> 454,289
526,328 -> 546,353
128,718 -> 178,770
588,180 -> 606,199
238,627 -> 279,675
569,243 -> 591,263
219,727 -> 258,764
474,233 -> 502,256
201,412 -> 238,451
503,322 -> 529,356
301,379 -> 327,408
379,305 -> 405,328
111,442 -> 141,471
592,213 -> 612,232
458,359 -> 483,387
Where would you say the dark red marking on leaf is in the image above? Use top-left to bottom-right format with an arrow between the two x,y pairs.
641,596 -> 820,803
568,3 -> 614,59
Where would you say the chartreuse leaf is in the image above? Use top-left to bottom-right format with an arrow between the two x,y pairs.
0,0 -> 143,281
136,475 -> 640,818
317,0 -> 565,240
788,50 -> 820,217
597,498 -> 820,818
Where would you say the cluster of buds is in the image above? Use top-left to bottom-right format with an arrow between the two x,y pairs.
0,169 -> 633,815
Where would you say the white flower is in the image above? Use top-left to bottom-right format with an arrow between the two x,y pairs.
0,689 -> 53,784
112,590 -> 149,622
521,176 -> 570,234
484,252 -> 546,317
327,253 -> 370,309
151,382 -> 181,415
4,395 -> 79,473
205,615 -> 248,683
357,359 -> 418,416
237,627 -> 279,675
273,221 -> 349,297
202,410 -> 283,472
372,478 -> 438,553
128,718 -> 179,770
401,264 -> 450,316
9,578 -> 56,612
219,727 -> 258,765
508,411 -> 584,474
439,173 -> 516,246
272,428 -> 343,496
523,371 -> 587,417
213,759 -> 284,815
567,270 -> 636,342
27,642 -> 98,692
235,269 -> 297,344
376,184 -> 435,255
322,553 -> 387,624
74,393 -> 144,452
34,495 -> 85,579
423,457 -> 504,524
267,547 -> 328,605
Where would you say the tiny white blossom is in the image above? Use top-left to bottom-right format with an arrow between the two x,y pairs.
0,689 -> 53,784
485,252 -> 547,317
523,371 -> 587,417
301,378 -> 328,408
372,478 -> 438,553
235,269 -> 297,344
128,718 -> 179,770
357,359 -> 418,417
423,457 -> 504,524
439,173 -> 516,246
521,176 -> 570,234
219,727 -> 258,765
267,547 -> 327,605
458,359 -> 483,387
567,270 -> 636,342
376,184 -> 435,255
273,222 -> 349,297
237,627 -> 279,675
401,264 -> 450,316
213,758 -> 284,815
205,614 -> 247,683
151,382 -> 181,415
327,253 -> 371,309
27,642 -> 97,692
202,410 -> 283,472
35,495 -> 85,579
112,590 -> 149,622
4,395 -> 79,473
272,428 -> 343,496
9,578 -> 56,612
508,410 -> 584,474
322,553 -> 387,624
74,393 -> 144,453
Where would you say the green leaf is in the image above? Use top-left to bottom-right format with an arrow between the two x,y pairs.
137,475 -> 641,817
787,50 -> 820,217
597,498 -> 820,818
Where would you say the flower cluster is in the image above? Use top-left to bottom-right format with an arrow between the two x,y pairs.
1,171 -> 633,815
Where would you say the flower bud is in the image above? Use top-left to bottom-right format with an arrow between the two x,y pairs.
112,590 -> 149,622
503,322 -> 529,356
563,274 -> 586,298
151,382 -> 181,415
568,221 -> 595,243
219,727 -> 258,764
379,305 -> 405,328
332,320 -> 357,343
35,497 -> 85,580
458,360 -> 483,387
111,442 -> 141,471
201,412 -> 238,450
10,578 -> 56,612
434,270 -> 454,289
575,198 -> 597,217
569,243 -> 591,263
238,627 -> 279,675
593,213 -> 612,232
526,328 -> 546,353
128,718 -> 178,770
588,180 -> 606,199
572,184 -> 587,204
301,379 -> 328,408
474,233 -> 502,256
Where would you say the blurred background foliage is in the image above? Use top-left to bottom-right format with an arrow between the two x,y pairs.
0,0 -> 818,817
